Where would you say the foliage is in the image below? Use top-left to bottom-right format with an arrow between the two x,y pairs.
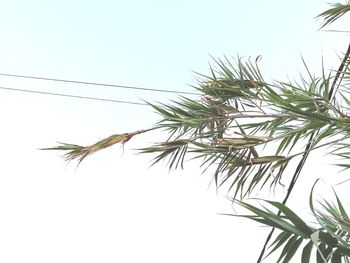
46,2 -> 350,262
227,181 -> 350,262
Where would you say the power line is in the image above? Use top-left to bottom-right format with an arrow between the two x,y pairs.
0,73 -> 199,95
0,86 -> 147,105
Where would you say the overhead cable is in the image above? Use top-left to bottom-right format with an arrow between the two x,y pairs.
0,73 -> 199,95
0,86 -> 147,105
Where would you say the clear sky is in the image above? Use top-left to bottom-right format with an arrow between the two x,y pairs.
0,1 -> 349,262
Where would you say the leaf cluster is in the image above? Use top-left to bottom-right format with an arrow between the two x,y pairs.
45,3 -> 350,262
231,182 -> 350,262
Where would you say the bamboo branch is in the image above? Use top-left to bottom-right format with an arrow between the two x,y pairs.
256,42 -> 350,263
42,127 -> 159,163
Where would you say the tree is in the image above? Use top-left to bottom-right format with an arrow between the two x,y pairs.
46,3 -> 350,262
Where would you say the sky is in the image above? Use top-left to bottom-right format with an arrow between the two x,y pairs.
0,1 -> 349,262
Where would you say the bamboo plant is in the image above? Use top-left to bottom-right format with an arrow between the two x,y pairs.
46,2 -> 350,262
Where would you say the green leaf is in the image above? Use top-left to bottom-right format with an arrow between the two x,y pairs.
316,243 -> 328,263
333,188 -> 350,221
331,248 -> 342,263
266,232 -> 292,259
302,240 -> 314,263
238,201 -> 310,237
277,235 -> 298,263
263,200 -> 313,236
312,231 -> 328,263
317,3 -> 350,29
282,236 -> 304,263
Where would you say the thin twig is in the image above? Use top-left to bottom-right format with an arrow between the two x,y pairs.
329,43 -> 350,101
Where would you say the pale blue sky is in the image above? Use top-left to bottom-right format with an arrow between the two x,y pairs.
0,1 -> 348,262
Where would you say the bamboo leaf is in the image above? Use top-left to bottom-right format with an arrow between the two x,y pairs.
317,3 -> 350,29
302,240 -> 314,263
277,235 -> 298,263
264,200 -> 313,236
331,248 -> 342,263
265,232 -> 292,259
281,236 -> 303,263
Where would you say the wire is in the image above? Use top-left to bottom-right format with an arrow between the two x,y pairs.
0,86 -> 147,105
0,73 -> 199,95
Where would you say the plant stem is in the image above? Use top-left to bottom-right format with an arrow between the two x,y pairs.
329,43 -> 350,101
